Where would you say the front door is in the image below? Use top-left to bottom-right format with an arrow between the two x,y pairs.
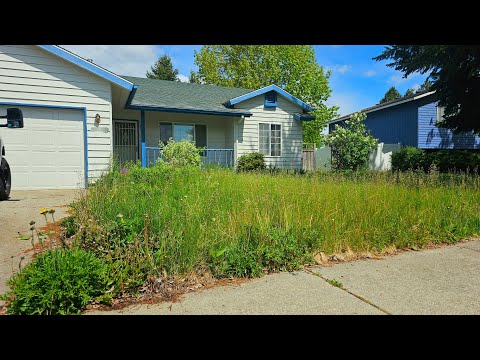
113,120 -> 138,164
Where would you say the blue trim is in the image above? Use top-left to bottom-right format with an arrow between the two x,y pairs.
141,110 -> 146,167
224,84 -> 313,112
293,113 -> 316,121
37,45 -> 134,91
0,101 -> 89,188
125,85 -> 139,108
127,104 -> 252,117
264,91 -> 277,108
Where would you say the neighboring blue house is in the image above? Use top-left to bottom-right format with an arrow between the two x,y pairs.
327,91 -> 480,149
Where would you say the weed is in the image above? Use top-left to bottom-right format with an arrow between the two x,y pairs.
1,248 -> 111,315
326,278 -> 343,288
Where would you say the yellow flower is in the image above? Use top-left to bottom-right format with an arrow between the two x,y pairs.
48,208 -> 55,214
40,208 -> 48,215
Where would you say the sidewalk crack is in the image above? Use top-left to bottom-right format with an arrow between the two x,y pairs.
303,268 -> 392,315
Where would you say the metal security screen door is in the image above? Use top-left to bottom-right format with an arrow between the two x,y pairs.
114,120 -> 138,164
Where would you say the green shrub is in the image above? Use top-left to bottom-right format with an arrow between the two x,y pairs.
391,147 -> 428,171
430,150 -> 480,172
260,228 -> 312,272
1,249 -> 110,315
327,111 -> 378,170
159,139 -> 202,167
392,147 -> 480,173
237,152 -> 266,172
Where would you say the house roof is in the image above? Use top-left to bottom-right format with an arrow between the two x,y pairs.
37,45 -> 134,91
327,90 -> 436,124
123,76 -> 254,117
224,84 -> 314,112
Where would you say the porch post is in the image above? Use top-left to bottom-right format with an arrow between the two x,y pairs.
233,117 -> 237,167
141,110 -> 146,167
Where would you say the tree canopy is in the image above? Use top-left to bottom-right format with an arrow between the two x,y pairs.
191,45 -> 338,146
404,88 -> 415,97
374,45 -> 480,134
380,86 -> 401,103
146,55 -> 179,81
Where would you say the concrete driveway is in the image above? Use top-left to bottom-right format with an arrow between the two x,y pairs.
0,189 -> 80,298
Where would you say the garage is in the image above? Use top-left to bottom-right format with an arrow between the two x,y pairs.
0,105 -> 85,189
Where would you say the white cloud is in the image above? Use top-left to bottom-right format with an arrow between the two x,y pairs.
60,45 -> 161,77
365,69 -> 376,77
337,65 -> 351,74
388,72 -> 420,86
411,83 -> 421,91
177,74 -> 189,83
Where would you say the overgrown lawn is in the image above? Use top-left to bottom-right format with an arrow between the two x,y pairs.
71,164 -> 480,293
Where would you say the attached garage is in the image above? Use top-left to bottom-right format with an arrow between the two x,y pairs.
0,105 -> 86,189
0,45 -> 135,190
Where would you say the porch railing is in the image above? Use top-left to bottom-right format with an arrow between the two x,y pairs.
145,147 -> 235,168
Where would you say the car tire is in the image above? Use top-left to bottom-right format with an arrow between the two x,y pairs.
0,158 -> 11,200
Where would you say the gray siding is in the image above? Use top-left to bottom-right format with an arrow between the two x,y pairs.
233,94 -> 304,169
0,45 -> 113,180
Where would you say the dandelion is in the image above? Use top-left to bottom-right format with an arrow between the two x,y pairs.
39,208 -> 47,215
48,208 -> 56,223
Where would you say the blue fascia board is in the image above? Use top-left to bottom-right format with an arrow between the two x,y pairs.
294,113 -> 316,121
0,101 -> 89,188
127,104 -> 252,117
37,45 -> 134,91
125,85 -> 139,108
225,84 -> 313,112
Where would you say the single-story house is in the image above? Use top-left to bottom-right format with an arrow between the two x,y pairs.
327,90 -> 480,149
0,45 -> 315,190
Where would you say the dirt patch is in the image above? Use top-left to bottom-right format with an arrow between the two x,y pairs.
85,271 -> 251,312
310,237 -> 480,268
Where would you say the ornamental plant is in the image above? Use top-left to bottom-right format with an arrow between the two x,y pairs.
326,111 -> 378,170
158,139 -> 202,167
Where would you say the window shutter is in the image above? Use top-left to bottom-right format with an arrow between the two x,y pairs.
264,91 -> 277,108
195,124 -> 207,148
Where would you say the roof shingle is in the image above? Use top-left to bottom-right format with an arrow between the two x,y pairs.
122,76 -> 253,115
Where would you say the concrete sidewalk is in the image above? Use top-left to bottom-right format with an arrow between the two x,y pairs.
88,239 -> 480,315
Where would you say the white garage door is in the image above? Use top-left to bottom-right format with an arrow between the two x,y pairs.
0,105 -> 85,189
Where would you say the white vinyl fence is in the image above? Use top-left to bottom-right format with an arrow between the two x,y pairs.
305,143 -> 401,171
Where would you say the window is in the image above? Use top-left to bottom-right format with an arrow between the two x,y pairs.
159,123 -> 207,147
264,91 -> 277,108
160,123 -> 172,145
437,106 -> 445,124
175,124 -> 194,142
259,123 -> 281,157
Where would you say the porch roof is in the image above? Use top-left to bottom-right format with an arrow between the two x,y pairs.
123,76 -> 253,117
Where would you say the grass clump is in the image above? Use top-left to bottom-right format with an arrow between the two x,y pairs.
1,248 -> 111,315
326,279 -> 343,288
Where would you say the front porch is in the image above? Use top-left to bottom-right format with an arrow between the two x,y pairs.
112,109 -> 238,168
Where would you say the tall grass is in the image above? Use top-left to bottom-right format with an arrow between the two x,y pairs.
72,163 -> 480,290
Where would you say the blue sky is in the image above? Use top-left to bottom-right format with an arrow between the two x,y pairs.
62,45 -> 428,116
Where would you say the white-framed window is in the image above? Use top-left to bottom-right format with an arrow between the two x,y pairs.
437,106 -> 445,124
259,123 -> 281,157
160,123 -> 207,147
